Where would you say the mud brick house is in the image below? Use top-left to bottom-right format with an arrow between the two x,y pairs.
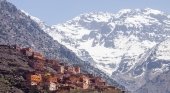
29,59 -> 45,71
46,75 -> 58,91
47,75 -> 58,83
54,65 -> 65,74
64,74 -> 90,89
65,66 -> 73,73
89,78 -> 96,87
65,66 -> 79,74
32,61 -> 44,71
32,52 -> 44,60
79,75 -> 89,89
27,73 -> 42,86
21,47 -> 33,57
46,59 -> 60,67
90,77 -> 106,86
74,66 -> 81,74
48,59 -> 65,73
64,74 -> 79,84
48,82 -> 57,91
55,73 -> 64,82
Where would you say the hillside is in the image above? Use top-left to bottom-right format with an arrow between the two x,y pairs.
0,45 -> 33,93
0,45 -> 125,93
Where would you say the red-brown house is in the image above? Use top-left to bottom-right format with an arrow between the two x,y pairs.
27,73 -> 42,86
90,77 -> 106,87
21,47 -> 33,57
32,52 -> 44,60
29,59 -> 45,71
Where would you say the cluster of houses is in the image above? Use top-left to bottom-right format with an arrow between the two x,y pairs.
11,45 -> 125,93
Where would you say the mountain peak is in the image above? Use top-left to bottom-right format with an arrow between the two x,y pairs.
115,8 -> 165,18
117,9 -> 132,15
56,8 -> 166,27
143,8 -> 164,15
71,12 -> 113,23
21,10 -> 44,24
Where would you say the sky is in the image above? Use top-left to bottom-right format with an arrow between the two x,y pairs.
7,0 -> 170,25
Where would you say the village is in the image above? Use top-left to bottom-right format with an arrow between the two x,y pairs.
11,45 -> 125,93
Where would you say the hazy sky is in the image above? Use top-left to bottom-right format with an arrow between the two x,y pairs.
7,0 -> 170,25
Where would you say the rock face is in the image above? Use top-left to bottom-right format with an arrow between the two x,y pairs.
0,0 -> 124,90
136,70 -> 170,93
37,8 -> 170,92
135,39 -> 170,93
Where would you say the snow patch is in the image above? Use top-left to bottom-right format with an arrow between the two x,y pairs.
144,8 -> 164,15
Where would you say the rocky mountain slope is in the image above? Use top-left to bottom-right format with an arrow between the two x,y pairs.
35,8 -> 170,92
135,39 -> 170,93
0,0 -> 124,90
0,45 -> 33,93
136,68 -> 170,93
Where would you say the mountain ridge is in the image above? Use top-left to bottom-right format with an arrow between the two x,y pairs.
33,8 -> 170,92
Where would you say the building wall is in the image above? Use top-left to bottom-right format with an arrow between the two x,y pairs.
49,82 -> 57,91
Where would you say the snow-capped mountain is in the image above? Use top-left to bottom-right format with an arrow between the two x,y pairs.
135,39 -> 170,93
32,8 -> 170,92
